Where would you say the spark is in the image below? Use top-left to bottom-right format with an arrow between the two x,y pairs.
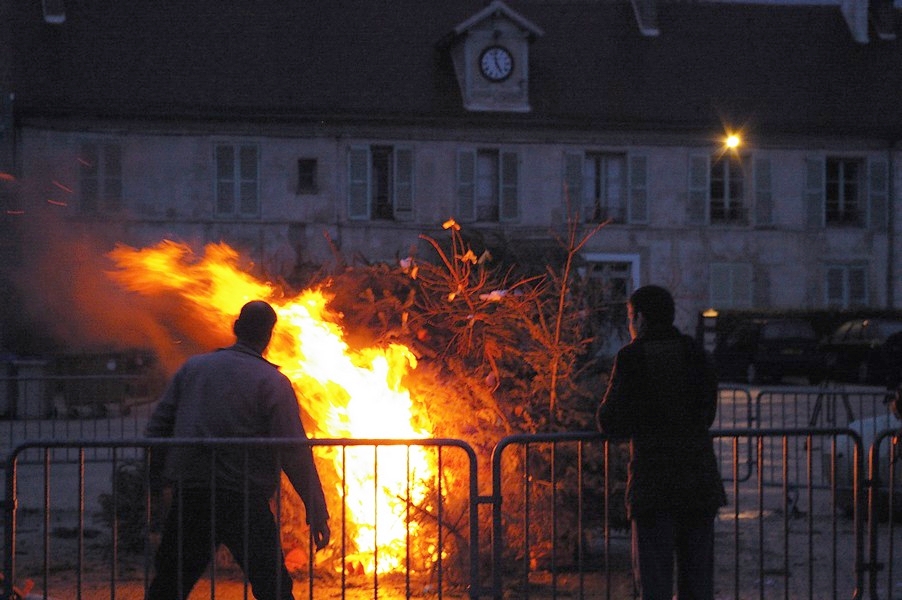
52,180 -> 74,193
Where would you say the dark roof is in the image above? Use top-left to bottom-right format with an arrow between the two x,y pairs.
9,1 -> 902,137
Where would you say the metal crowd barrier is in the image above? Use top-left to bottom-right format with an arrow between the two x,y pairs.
2,438 -> 479,600
1,375 -> 157,465
2,384 -> 901,599
753,387 -> 895,490
489,428 -> 902,600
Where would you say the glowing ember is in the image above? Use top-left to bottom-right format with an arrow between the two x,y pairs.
108,240 -> 435,574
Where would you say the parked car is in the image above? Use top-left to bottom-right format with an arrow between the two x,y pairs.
826,411 -> 902,520
819,318 -> 902,385
713,318 -> 824,384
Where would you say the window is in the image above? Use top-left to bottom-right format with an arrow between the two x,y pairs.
826,265 -> 867,308
689,154 -> 769,226
215,144 -> 259,217
709,263 -> 753,308
583,153 -> 625,222
580,252 -> 641,356
80,142 -> 122,214
297,159 -> 318,194
348,145 -> 413,220
709,153 -> 746,223
586,260 -> 634,303
825,158 -> 863,225
564,152 -> 647,224
806,156 -> 887,230
456,149 -> 518,222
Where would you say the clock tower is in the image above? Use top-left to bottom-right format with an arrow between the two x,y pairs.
443,0 -> 543,113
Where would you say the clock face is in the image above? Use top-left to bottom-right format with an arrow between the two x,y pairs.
479,45 -> 514,82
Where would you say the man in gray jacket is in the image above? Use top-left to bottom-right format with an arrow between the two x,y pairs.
597,285 -> 726,600
145,300 -> 330,600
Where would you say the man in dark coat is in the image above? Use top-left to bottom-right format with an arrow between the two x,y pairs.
597,285 -> 726,600
145,300 -> 330,600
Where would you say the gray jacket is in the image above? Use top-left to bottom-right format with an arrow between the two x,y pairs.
145,342 -> 328,524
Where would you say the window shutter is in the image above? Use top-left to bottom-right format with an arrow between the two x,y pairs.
867,157 -> 888,231
348,146 -> 370,220
500,151 -> 519,221
80,142 -> 99,213
103,144 -> 123,212
629,155 -> 649,224
849,266 -> 867,306
753,157 -> 772,227
456,149 -> 476,222
215,145 -> 235,215
563,151 -> 583,215
709,263 -> 731,308
710,262 -> 752,308
805,157 -> 825,229
687,154 -> 708,225
238,145 -> 258,216
732,263 -> 753,308
394,147 -> 414,221
825,266 -> 845,307
753,264 -> 770,307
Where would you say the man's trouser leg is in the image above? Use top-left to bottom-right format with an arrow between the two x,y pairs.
674,511 -> 716,600
146,489 -> 215,600
218,491 -> 295,600
633,512 -> 676,600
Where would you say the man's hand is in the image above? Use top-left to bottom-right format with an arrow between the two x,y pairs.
311,519 -> 330,551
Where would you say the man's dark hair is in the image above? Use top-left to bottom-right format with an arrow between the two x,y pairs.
629,285 -> 675,326
233,300 -> 278,346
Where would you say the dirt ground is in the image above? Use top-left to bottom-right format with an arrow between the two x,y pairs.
6,503 -> 901,599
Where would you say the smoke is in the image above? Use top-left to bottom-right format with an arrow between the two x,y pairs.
1,178 -> 217,374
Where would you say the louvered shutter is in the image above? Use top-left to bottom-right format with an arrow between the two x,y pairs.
500,151 -> 519,221
456,149 -> 476,222
629,155 -> 648,224
805,157 -> 825,229
348,146 -> 369,220
563,151 -> 583,217
754,157 -> 772,227
394,147 -> 413,221
687,154 -> 709,225
868,157 -> 888,231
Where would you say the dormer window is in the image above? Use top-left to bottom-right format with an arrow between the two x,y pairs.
443,0 -> 543,113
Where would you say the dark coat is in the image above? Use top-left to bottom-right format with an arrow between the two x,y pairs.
597,325 -> 727,520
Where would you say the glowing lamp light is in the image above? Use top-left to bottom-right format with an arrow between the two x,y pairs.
724,134 -> 741,150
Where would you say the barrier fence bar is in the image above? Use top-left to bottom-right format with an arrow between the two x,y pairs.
2,428 -> 900,599
754,387 -> 894,490
1,375 -> 156,465
2,438 -> 480,600
488,428 -> 884,600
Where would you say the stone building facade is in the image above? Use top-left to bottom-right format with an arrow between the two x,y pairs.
2,0 -> 901,336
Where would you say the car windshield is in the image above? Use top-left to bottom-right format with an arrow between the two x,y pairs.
761,320 -> 816,340
875,320 -> 902,339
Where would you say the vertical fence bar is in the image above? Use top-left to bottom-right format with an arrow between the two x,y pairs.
732,435 -> 740,600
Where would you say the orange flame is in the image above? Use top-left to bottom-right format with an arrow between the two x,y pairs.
108,240 -> 435,574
